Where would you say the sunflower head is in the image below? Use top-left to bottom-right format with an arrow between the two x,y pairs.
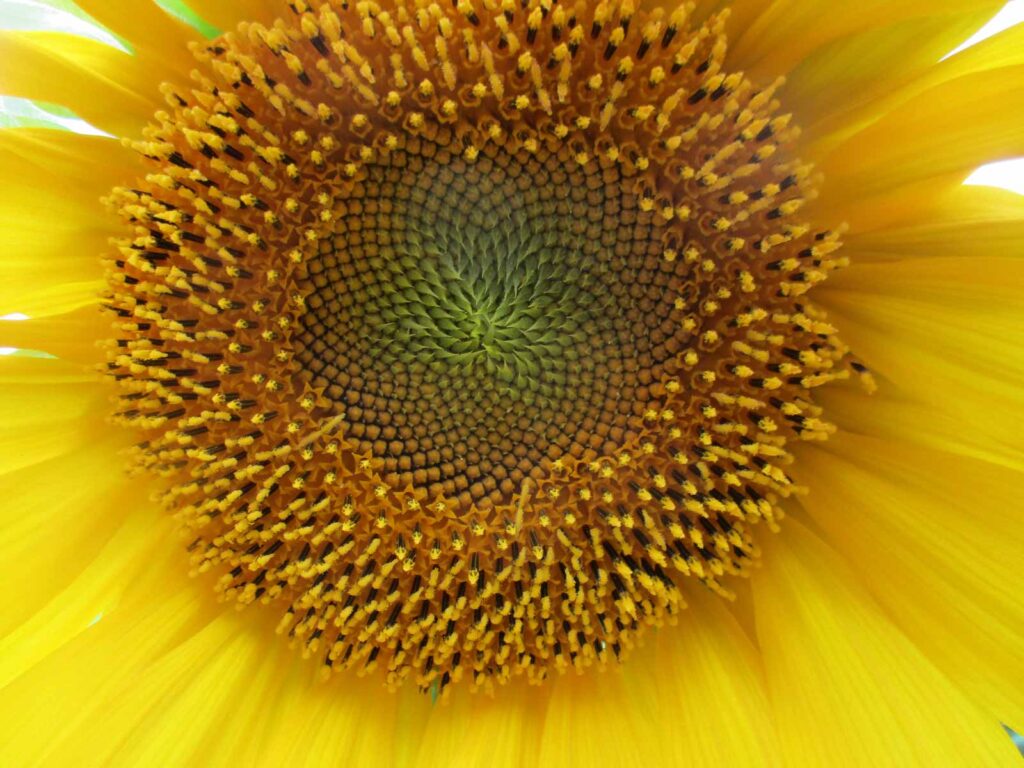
103,0 -> 863,693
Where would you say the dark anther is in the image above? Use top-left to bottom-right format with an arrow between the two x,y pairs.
310,35 -> 329,55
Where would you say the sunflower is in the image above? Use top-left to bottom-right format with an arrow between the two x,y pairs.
1,0 -> 1022,764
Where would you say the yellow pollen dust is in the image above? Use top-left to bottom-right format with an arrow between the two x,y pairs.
103,0 -> 870,695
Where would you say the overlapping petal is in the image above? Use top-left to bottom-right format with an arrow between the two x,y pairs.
752,520 -> 1021,766
0,30 -> 167,137
792,437 -> 1024,732
0,128 -> 138,316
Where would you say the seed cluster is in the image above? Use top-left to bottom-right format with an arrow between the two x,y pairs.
297,137 -> 673,507
104,0 -> 867,693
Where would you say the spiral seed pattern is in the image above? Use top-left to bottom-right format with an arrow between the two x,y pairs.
297,140 -> 674,507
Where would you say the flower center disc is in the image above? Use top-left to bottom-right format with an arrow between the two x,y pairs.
297,142 -> 671,507
105,0 -> 863,693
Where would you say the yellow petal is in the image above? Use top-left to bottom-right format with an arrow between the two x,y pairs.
816,292 -> 1024,476
727,0 -> 997,81
0,457 -> 421,766
246,668 -> 422,768
0,308 -> 110,364
804,19 -> 1024,159
0,357 -> 110,477
817,259 -> 1024,414
753,520 -> 1021,766
0,129 -> 136,316
193,0 -> 288,32
0,281 -> 104,318
536,586 -> 781,767
73,0 -> 200,70
784,5 -> 1001,136
0,127 -> 138,192
0,435 -> 135,639
793,436 -> 1024,730
817,181 -> 1024,469
0,525 -> 216,766
0,496 -> 171,689
0,31 -> 164,137
809,65 -> 1024,229
177,633 -> 295,767
640,585 -> 781,767
414,682 -> 543,768
842,182 -> 1024,253
45,619 -> 265,766
4,562 -> 422,766
0,356 -> 128,640
819,384 -> 1024,475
